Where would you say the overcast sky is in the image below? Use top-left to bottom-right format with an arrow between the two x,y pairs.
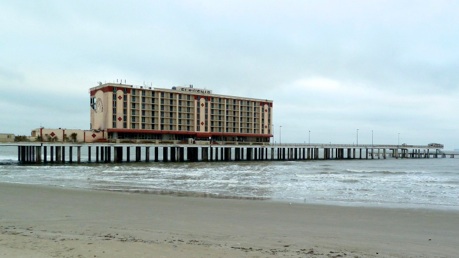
1,0 -> 458,149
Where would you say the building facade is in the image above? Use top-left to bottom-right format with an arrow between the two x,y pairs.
0,133 -> 14,143
90,83 -> 273,144
30,128 -> 105,143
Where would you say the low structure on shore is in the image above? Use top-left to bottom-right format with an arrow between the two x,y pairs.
0,133 -> 14,143
30,128 -> 105,143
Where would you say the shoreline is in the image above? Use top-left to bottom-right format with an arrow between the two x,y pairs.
3,181 -> 459,212
1,182 -> 459,257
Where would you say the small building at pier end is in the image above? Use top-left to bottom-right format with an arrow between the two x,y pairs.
89,83 -> 273,144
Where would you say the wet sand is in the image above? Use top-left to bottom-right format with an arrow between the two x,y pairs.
1,182 -> 458,257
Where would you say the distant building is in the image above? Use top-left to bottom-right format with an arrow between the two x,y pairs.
89,83 -> 273,144
0,133 -> 14,143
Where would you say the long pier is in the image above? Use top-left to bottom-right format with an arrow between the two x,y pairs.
5,143 -> 454,164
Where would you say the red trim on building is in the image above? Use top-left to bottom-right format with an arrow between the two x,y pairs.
106,129 -> 272,138
90,86 -> 132,96
196,133 -> 213,138
107,129 -> 196,136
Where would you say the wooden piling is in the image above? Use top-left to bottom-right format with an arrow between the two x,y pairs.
145,147 -> 150,162
77,146 -> 81,163
136,147 -> 141,162
69,146 -> 73,163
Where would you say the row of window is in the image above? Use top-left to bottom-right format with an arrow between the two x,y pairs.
110,98 -> 271,114
110,110 -> 269,124
115,88 -> 272,107
130,89 -> 265,105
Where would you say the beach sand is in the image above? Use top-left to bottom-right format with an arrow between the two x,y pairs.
1,182 -> 458,257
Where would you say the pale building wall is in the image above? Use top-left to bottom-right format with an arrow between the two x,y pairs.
30,128 -> 105,143
263,104 -> 269,134
85,130 -> 105,142
0,133 -> 14,142
116,89 -> 124,128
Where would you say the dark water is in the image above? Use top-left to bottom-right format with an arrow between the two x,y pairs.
1,145 -> 458,210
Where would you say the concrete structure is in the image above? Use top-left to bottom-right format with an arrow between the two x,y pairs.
90,83 -> 273,144
0,133 -> 14,143
11,143 -> 450,165
30,128 -> 105,143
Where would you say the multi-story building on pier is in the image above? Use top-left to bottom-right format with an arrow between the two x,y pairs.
89,82 -> 273,144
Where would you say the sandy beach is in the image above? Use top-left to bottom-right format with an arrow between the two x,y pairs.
1,182 -> 458,257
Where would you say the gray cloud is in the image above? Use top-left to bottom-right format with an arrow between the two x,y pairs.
1,0 -> 458,148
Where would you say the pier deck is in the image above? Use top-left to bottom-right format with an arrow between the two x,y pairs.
2,143 -> 452,164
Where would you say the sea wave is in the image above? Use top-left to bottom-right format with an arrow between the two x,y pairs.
0,159 -> 18,165
1,153 -> 458,210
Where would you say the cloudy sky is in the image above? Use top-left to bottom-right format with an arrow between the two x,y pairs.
1,0 -> 458,149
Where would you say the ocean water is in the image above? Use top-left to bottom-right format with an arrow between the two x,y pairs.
1,145 -> 458,210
